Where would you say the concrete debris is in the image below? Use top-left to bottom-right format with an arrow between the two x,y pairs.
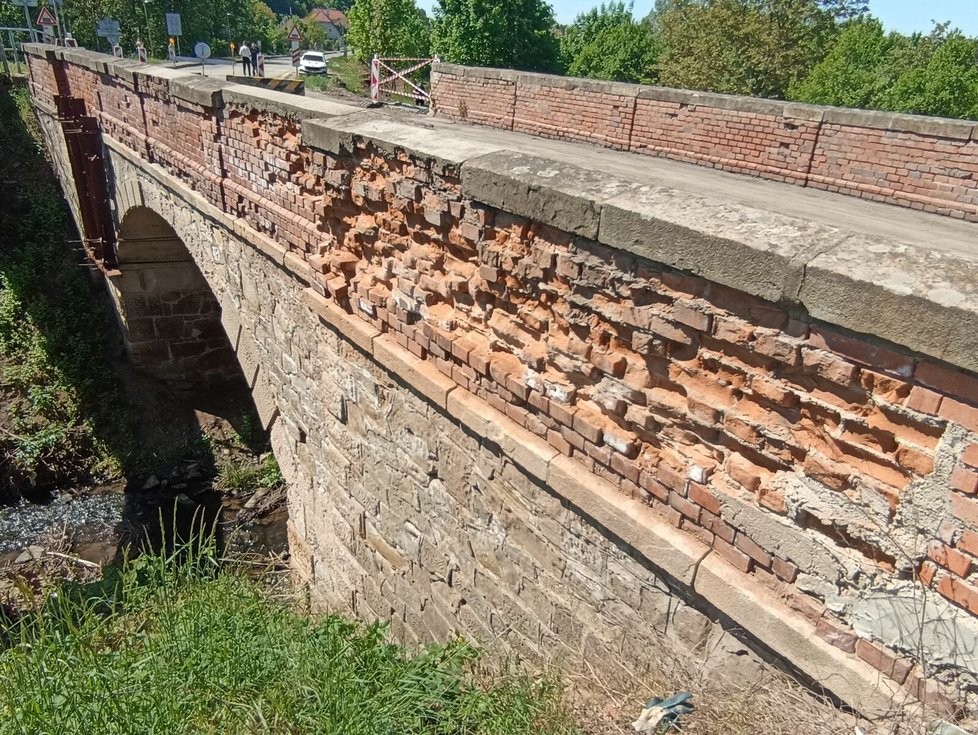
929,721 -> 970,735
631,692 -> 693,733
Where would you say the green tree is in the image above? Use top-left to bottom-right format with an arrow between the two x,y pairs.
883,32 -> 978,119
790,18 -> 978,120
565,15 -> 659,83
788,17 -> 892,108
431,0 -> 561,73
560,1 -> 634,68
654,0 -> 842,98
348,0 -> 429,60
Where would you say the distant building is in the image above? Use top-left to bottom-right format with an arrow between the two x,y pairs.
305,8 -> 349,40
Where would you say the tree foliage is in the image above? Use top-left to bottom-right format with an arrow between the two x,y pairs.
348,0 -> 429,60
431,0 -> 561,73
654,0 -> 842,98
791,19 -> 978,119
560,2 -> 658,83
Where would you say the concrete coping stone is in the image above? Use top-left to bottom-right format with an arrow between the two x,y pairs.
303,110 -> 508,167
170,76 -> 228,109
223,84 -> 361,121
432,63 -> 519,83
100,58 -> 141,84
822,107 -> 976,139
461,150 -> 642,241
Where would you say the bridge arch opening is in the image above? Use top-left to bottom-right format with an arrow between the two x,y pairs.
109,206 -> 239,385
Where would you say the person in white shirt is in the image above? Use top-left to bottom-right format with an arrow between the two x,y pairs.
240,42 -> 251,75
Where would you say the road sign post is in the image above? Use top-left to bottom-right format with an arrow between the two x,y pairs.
48,0 -> 64,44
10,0 -> 39,44
35,6 -> 56,44
136,39 -> 147,63
255,52 -> 264,77
287,24 -> 302,78
96,18 -> 121,53
194,41 -> 210,76
113,44 -> 123,57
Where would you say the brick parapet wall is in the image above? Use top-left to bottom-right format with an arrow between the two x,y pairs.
24,45 -> 978,712
431,63 -> 978,222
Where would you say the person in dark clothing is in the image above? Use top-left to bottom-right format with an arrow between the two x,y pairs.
250,43 -> 259,76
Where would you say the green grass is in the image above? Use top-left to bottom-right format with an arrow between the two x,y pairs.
0,545 -> 577,735
303,55 -> 367,94
0,86 -> 134,492
219,454 -> 284,493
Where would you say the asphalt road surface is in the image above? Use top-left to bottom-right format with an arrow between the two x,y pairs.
169,51 -> 344,80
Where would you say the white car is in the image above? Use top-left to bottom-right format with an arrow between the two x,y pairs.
298,51 -> 328,75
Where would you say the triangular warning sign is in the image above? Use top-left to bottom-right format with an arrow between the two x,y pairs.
36,7 -> 57,26
287,24 -> 302,41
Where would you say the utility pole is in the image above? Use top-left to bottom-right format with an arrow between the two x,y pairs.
142,0 -> 153,53
226,13 -> 232,65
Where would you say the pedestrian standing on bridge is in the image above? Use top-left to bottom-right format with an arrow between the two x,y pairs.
250,42 -> 260,76
240,41 -> 251,75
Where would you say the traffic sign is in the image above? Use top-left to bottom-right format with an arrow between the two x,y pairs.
292,47 -> 300,66
165,13 -> 182,37
35,7 -> 57,26
287,24 -> 302,42
9,0 -> 39,7
96,18 -> 120,37
113,44 -> 123,57
194,41 -> 211,59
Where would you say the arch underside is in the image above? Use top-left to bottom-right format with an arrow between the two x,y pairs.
110,205 -> 239,384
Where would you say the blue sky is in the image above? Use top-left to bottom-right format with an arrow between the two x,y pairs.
415,1 -> 978,34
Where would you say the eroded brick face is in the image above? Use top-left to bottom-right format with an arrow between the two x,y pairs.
26,51 -> 978,698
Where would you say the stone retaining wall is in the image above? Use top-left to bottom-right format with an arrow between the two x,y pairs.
23,44 -> 978,717
431,64 -> 978,222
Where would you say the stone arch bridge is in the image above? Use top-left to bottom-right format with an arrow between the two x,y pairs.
21,44 -> 978,718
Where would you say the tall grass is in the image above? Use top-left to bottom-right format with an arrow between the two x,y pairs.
0,542 -> 577,735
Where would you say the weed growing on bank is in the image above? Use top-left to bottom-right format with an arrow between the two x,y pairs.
0,86 -> 133,495
303,55 -> 366,94
0,542 -> 577,735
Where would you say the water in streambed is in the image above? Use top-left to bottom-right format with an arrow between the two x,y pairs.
0,476 -> 288,572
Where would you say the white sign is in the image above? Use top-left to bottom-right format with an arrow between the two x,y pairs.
165,13 -> 182,37
194,41 -> 210,59
96,18 -> 120,37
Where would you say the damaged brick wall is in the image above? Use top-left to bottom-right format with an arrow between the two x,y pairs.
431,64 -> 978,222
25,47 -> 978,708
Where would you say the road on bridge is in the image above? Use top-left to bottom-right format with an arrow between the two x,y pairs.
168,51 -> 345,81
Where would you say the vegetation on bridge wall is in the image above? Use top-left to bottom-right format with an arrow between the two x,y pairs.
0,85 -> 130,499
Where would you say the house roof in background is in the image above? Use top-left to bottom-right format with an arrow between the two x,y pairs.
306,8 -> 349,28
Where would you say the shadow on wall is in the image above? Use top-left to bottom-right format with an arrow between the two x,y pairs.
110,206 -> 242,387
